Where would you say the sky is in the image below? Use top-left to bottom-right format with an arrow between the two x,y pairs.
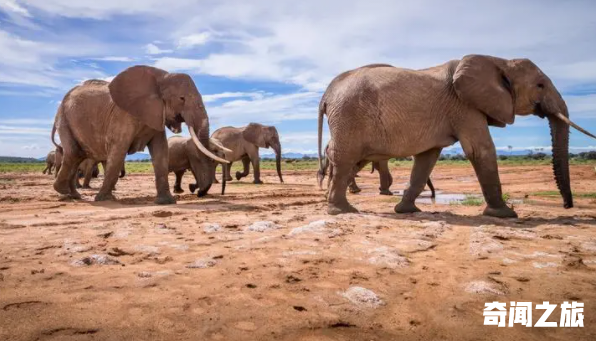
0,0 -> 595,158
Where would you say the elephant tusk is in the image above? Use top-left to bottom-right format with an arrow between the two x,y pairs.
209,138 -> 233,153
189,127 -> 230,164
553,112 -> 596,139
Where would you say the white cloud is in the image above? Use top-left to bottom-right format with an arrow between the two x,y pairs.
177,32 -> 211,49
0,0 -> 31,17
91,56 -> 135,62
203,91 -> 265,103
145,43 -> 173,55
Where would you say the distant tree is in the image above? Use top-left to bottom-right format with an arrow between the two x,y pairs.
508,145 -> 513,155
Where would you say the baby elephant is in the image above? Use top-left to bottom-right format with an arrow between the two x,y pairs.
76,159 -> 126,189
168,136 -> 230,197
318,144 -> 435,197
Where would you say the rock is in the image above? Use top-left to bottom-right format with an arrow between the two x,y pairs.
465,281 -> 505,295
367,246 -> 409,268
72,254 -> 121,266
289,220 -> 334,236
234,321 -> 257,331
203,223 -> 222,233
152,210 -> 173,218
340,286 -> 384,308
186,258 -> 217,269
245,221 -> 280,232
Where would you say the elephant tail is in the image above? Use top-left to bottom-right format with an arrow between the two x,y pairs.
50,118 -> 63,155
317,100 -> 326,177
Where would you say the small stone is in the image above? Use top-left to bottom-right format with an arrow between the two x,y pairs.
138,271 -> 152,278
202,223 -> 222,233
340,286 -> 384,308
245,221 -> 280,232
289,220 -> 333,236
186,258 -> 217,269
234,321 -> 257,331
465,281 -> 504,295
72,254 -> 121,266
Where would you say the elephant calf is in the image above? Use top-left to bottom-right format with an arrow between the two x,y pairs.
76,159 -> 126,189
42,149 -> 62,177
167,136 -> 229,197
211,123 -> 283,184
318,143 -> 435,197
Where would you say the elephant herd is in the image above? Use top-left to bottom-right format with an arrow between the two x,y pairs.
46,55 -> 596,219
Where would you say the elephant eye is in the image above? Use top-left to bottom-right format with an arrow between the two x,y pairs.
179,96 -> 185,101
537,83 -> 544,89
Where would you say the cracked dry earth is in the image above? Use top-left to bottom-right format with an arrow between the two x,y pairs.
1,164 -> 596,341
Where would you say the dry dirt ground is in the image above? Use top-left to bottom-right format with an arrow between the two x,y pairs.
1,164 -> 596,341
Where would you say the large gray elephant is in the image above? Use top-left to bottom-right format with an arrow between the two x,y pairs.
42,149 -> 62,176
211,123 -> 283,184
318,144 -> 435,197
51,65 -> 229,204
167,136 -> 228,197
318,55 -> 596,217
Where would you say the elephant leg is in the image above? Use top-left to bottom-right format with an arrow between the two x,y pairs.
82,163 -> 94,189
224,161 -> 233,182
426,178 -> 436,198
43,164 -> 49,174
328,161 -> 358,215
147,133 -> 175,205
378,160 -> 393,195
54,129 -> 83,199
188,158 -> 211,197
174,170 -> 185,193
460,137 -> 516,218
213,166 -> 219,184
395,148 -> 441,214
95,153 -> 125,202
236,155 -> 251,181
348,176 -> 361,193
246,149 -> 262,184
101,161 -> 107,176
54,164 -> 61,179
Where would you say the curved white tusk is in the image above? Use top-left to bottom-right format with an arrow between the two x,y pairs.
189,127 -> 230,163
209,138 -> 233,153
553,112 -> 596,139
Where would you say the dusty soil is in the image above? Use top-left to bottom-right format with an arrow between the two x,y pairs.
1,164 -> 596,341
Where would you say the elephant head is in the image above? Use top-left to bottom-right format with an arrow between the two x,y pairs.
453,55 -> 596,208
243,123 -> 284,183
108,65 -> 229,164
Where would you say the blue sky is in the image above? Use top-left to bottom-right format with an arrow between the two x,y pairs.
0,0 -> 595,158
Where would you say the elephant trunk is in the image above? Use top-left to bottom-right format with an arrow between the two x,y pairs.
221,163 -> 227,195
197,183 -> 212,197
271,141 -> 284,183
548,114 -> 572,208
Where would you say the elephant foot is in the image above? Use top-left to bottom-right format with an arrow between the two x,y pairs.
483,205 -> 518,219
379,189 -> 393,196
189,184 -> 197,193
213,178 -> 219,184
327,202 -> 358,215
235,172 -> 244,181
253,179 -> 263,185
54,182 -> 71,195
174,187 -> 184,194
95,192 -> 116,202
225,176 -> 233,182
155,194 -> 176,205
82,185 -> 92,189
394,201 -> 421,214
59,192 -> 82,201
348,186 -> 361,194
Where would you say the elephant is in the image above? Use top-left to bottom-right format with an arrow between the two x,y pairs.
50,65 -> 229,204
318,55 -> 596,217
42,149 -> 62,176
318,144 -> 436,197
211,123 -> 283,184
167,136 -> 229,197
76,159 -> 126,189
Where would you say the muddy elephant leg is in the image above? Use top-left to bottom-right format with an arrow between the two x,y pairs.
246,149 -> 262,184
460,136 -> 516,218
147,133 -> 175,205
95,153 -> 126,202
82,163 -> 94,189
54,163 -> 61,179
54,128 -> 83,199
174,170 -> 185,193
426,178 -> 436,198
395,148 -> 441,214
236,155 -> 251,181
348,176 -> 361,193
378,160 -> 393,195
212,164 -> 220,184
328,160 -> 359,215
224,161 -> 233,182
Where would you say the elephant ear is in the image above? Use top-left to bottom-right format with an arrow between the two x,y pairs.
453,55 -> 514,127
109,66 -> 168,131
242,123 -> 267,148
